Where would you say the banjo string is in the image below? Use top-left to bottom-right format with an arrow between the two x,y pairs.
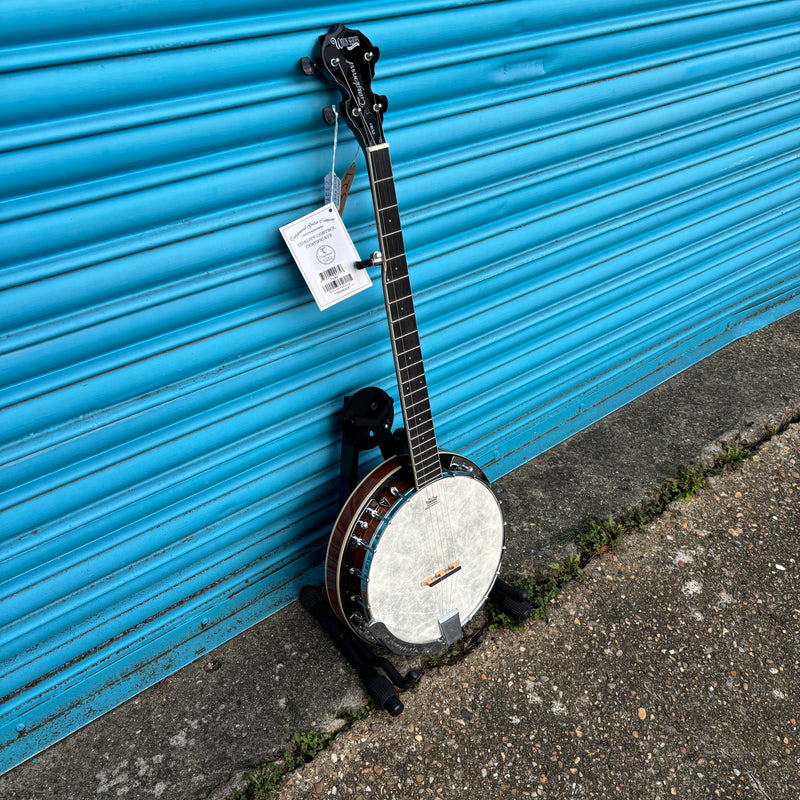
426,482 -> 447,620
338,63 -> 456,624
439,474 -> 459,616
427,476 -> 456,620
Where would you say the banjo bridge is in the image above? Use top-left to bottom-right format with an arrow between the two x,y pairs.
420,560 -> 461,588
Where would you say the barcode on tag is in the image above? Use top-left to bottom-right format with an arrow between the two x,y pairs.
322,273 -> 353,293
318,263 -> 346,282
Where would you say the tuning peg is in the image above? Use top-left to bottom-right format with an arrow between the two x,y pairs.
322,106 -> 337,125
299,56 -> 316,76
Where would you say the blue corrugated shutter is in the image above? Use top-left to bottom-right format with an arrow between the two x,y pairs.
2,0 -> 799,771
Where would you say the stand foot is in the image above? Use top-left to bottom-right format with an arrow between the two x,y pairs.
491,578 -> 532,621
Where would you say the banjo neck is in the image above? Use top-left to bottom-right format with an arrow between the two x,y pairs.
365,143 -> 443,489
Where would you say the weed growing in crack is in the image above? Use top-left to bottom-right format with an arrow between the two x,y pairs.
662,465 -> 706,502
229,727 -> 337,799
230,759 -> 286,800
715,440 -> 748,469
488,437 -> 759,632
293,728 -> 335,760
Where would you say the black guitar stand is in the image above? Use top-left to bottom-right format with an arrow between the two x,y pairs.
300,386 -> 531,716
335,385 -> 400,509
300,387 -> 416,716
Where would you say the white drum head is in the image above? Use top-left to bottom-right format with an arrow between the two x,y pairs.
365,474 -> 503,646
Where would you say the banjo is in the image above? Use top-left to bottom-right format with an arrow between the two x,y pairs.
308,24 -> 504,656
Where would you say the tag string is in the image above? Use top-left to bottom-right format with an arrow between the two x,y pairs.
330,106 -> 339,185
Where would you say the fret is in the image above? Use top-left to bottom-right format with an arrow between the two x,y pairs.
390,310 -> 417,328
399,367 -> 426,383
412,450 -> 438,465
400,386 -> 428,408
412,451 -> 439,467
406,409 -> 435,432
406,401 -> 433,421
390,302 -> 413,320
384,264 -> 410,283
406,403 -> 434,422
410,434 -> 438,451
401,375 -> 428,396
396,333 -> 422,349
404,397 -> 431,416
384,298 -> 417,320
403,391 -> 430,410
385,278 -> 410,298
391,324 -> 418,345
409,420 -> 435,439
416,467 -> 441,486
378,206 -> 400,234
387,294 -> 413,311
408,425 -> 436,446
408,423 -> 434,440
414,459 -> 440,479
414,453 -> 443,474
386,294 -> 413,312
395,333 -> 422,353
374,185 -> 398,210
399,376 -> 426,394
394,329 -> 421,346
397,356 -> 423,372
384,275 -> 411,295
383,252 -> 406,267
379,230 -> 405,259
398,347 -> 424,365
412,451 -> 439,471
367,144 -> 442,488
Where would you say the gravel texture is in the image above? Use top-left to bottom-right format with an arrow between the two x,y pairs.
279,425 -> 800,800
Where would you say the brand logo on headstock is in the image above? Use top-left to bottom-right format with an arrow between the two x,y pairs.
332,35 -> 360,50
347,62 -> 367,106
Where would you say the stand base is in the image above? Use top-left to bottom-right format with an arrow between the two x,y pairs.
299,388 -> 531,715
299,579 -> 530,716
492,578 -> 533,621
299,585 -> 417,715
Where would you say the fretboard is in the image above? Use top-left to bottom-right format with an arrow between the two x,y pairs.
366,143 -> 442,488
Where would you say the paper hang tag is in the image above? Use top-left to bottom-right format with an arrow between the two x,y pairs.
279,203 -> 372,311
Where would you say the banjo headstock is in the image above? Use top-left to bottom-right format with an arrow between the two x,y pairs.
301,24 -> 388,150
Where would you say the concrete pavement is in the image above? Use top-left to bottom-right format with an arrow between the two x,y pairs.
1,310 -> 798,800
280,422 -> 800,799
